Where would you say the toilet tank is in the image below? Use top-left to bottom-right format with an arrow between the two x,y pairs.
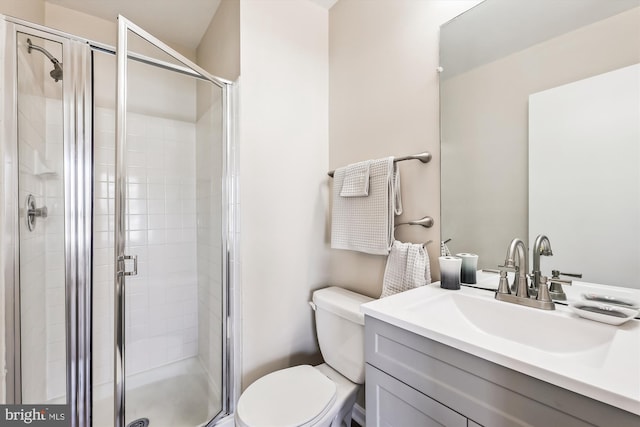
312,287 -> 374,384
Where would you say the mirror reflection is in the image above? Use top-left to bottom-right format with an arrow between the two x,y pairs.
440,0 -> 640,288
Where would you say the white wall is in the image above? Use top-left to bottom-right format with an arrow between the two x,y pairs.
529,64 -> 640,288
196,0 -> 240,81
0,0 -> 44,24
238,0 -> 329,389
328,0 -> 482,298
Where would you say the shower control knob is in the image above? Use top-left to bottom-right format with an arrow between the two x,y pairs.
25,194 -> 48,231
29,206 -> 48,218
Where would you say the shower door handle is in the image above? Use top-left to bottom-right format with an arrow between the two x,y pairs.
117,255 -> 138,277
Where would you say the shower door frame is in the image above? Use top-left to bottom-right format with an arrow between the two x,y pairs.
115,15 -> 234,427
1,17 -> 93,425
2,14 -> 237,427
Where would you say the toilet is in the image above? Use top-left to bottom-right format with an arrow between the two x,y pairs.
236,286 -> 373,427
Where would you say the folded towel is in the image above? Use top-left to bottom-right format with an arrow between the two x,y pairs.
340,160 -> 371,197
381,241 -> 431,297
331,157 -> 402,255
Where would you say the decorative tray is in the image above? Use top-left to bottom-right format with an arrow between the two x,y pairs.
570,300 -> 638,326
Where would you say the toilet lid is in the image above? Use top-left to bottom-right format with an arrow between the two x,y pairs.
236,365 -> 337,427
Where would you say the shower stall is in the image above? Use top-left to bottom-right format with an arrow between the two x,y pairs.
1,14 -> 234,427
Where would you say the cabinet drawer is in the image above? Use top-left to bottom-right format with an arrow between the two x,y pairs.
366,364 -> 467,427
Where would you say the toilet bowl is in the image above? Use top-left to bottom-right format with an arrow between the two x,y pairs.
235,287 -> 373,427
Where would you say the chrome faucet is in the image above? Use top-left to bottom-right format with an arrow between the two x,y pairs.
531,235 -> 553,296
495,237 -> 555,310
504,238 -> 529,297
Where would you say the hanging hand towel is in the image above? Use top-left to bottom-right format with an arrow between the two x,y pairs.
331,157 -> 402,255
381,241 -> 431,297
340,160 -> 371,197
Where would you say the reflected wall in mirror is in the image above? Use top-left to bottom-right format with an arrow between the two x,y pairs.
440,0 -> 640,288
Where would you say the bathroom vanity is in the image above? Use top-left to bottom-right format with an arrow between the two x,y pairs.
361,283 -> 640,427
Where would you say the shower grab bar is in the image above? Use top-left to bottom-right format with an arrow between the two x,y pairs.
327,151 -> 432,177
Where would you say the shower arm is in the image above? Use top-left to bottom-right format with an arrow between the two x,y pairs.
27,39 -> 61,65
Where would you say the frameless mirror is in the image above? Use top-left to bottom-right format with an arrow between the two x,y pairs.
440,0 -> 640,288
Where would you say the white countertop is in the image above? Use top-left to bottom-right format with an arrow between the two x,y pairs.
361,276 -> 640,415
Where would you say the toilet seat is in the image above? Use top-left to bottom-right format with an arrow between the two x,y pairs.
236,365 -> 337,427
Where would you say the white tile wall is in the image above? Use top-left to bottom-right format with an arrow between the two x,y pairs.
17,41 -> 47,404
12,35 -> 68,404
16,39 -> 55,403
92,107 -> 199,387
44,98 -> 66,401
0,21 -> 5,404
195,91 -> 224,393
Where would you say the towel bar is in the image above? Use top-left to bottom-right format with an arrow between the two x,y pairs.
423,240 -> 434,248
395,216 -> 434,229
327,152 -> 431,177
395,217 -> 434,248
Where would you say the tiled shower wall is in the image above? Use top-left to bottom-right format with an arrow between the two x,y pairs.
92,107 -> 199,387
17,78 -> 48,404
17,37 -> 66,403
43,98 -> 65,400
0,24 -> 4,404
196,87 -> 224,396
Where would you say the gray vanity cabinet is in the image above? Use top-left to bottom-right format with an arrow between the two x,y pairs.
364,316 -> 640,427
367,364 -> 468,426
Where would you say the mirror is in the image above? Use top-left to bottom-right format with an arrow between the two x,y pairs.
440,0 -> 640,289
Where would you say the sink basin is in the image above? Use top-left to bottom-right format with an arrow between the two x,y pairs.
404,292 -> 616,355
361,283 -> 640,415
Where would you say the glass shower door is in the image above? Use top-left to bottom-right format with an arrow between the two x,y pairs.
8,22 -> 92,425
114,16 -> 229,427
15,30 -> 66,405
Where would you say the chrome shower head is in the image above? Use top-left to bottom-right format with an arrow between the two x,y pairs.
50,60 -> 63,82
26,38 -> 63,82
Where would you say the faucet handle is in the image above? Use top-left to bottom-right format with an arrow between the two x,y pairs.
496,264 -> 516,295
542,270 -> 579,302
498,264 -> 518,273
552,269 -> 582,279
549,270 -> 581,286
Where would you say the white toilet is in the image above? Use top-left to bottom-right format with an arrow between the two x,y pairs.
235,286 -> 373,427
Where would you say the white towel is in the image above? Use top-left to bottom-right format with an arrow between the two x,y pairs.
340,160 -> 371,197
381,241 -> 431,298
331,157 -> 402,255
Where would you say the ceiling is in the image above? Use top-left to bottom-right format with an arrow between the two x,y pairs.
310,0 -> 339,9
47,0 -> 222,49
47,0 -> 339,50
